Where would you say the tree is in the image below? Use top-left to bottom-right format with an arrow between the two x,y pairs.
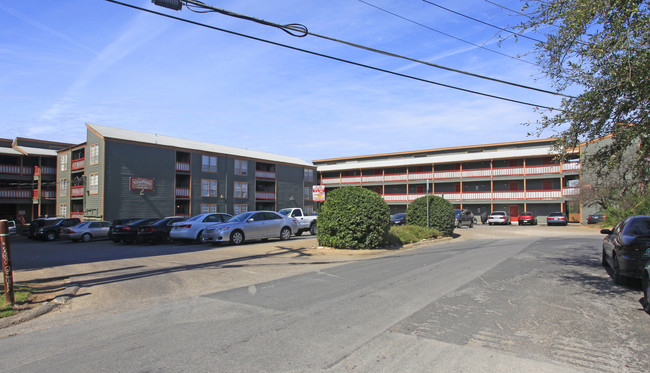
517,0 -> 649,186
405,195 -> 456,237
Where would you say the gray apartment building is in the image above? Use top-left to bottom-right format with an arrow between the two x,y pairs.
0,137 -> 73,221
56,124 -> 317,221
313,138 -> 590,222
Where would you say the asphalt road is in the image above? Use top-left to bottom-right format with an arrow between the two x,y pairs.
0,225 -> 648,372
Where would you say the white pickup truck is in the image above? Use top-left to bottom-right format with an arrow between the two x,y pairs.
278,208 -> 317,236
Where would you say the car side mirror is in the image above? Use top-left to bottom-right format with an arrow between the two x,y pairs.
247,218 -> 255,223
600,229 -> 612,235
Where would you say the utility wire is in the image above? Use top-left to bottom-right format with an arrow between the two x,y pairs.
421,0 -> 544,43
164,0 -> 570,98
357,0 -> 537,66
106,0 -> 560,110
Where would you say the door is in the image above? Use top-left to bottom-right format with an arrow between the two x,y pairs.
245,212 -> 267,239
509,205 -> 519,220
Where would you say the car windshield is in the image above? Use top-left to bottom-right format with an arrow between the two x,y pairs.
521,213 -> 533,216
491,212 -> 505,216
74,222 -> 91,228
186,215 -> 204,222
392,213 -> 405,218
278,209 -> 290,216
549,212 -> 564,216
42,219 -> 62,226
228,212 -> 253,223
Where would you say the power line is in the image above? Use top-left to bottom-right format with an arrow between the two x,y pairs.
421,0 -> 545,43
357,0 -> 537,66
106,0 -> 560,110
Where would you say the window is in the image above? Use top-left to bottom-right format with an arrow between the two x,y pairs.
201,179 -> 217,197
60,153 -> 68,172
234,204 -> 248,215
201,204 -> 217,214
304,168 -> 314,182
304,187 -> 312,201
89,144 -> 99,165
234,182 -> 248,198
235,159 -> 248,175
305,205 -> 315,215
202,155 -> 217,173
59,204 -> 67,217
89,173 -> 99,194
60,179 -> 68,197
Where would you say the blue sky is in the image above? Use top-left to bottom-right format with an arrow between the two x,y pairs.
1,0 -> 571,162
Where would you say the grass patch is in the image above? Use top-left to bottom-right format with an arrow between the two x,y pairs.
0,285 -> 32,318
387,225 -> 442,245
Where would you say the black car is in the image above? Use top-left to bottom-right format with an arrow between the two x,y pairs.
111,218 -> 159,244
455,209 -> 474,228
137,217 -> 186,244
601,215 -> 650,285
390,213 -> 406,225
642,260 -> 650,314
31,218 -> 81,241
587,211 -> 606,224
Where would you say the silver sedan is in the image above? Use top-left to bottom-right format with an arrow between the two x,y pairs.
201,211 -> 298,245
61,221 -> 112,242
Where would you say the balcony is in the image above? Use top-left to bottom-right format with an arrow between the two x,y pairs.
176,162 -> 190,172
255,191 -> 275,200
175,187 -> 190,198
71,185 -> 85,197
34,166 -> 56,176
71,158 -> 85,170
381,189 -> 569,203
33,190 -> 56,199
0,189 -> 32,199
255,171 -> 276,180
71,212 -> 84,220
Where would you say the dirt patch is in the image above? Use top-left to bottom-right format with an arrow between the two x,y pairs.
3,278 -> 68,313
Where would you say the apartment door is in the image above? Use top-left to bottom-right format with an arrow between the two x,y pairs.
509,205 -> 519,219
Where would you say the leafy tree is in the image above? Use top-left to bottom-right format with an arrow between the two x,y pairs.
317,186 -> 390,249
516,0 -> 649,186
406,195 -> 455,237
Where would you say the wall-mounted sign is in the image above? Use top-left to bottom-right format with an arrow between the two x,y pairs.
313,185 -> 325,202
129,177 -> 155,191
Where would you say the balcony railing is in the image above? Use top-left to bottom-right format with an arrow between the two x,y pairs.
175,187 -> 190,198
380,189 -> 571,203
176,161 -> 190,172
255,171 -> 276,180
255,191 -> 275,200
71,212 -> 84,220
322,163 -> 581,185
33,190 -> 56,199
0,189 -> 32,199
71,185 -> 85,197
34,166 -> 56,175
71,158 -> 85,170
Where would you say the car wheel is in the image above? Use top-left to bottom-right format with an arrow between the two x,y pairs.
280,227 -> 291,241
81,233 -> 92,242
230,230 -> 244,245
310,224 -> 317,235
643,272 -> 650,314
488,222 -> 493,225
295,230 -> 303,236
196,230 -> 206,243
469,221 -> 473,228
46,231 -> 57,241
612,255 -> 628,285
601,248 -> 608,267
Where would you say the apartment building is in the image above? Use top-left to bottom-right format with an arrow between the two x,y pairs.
0,137 -> 73,221
55,124 -> 317,221
313,138 -> 585,222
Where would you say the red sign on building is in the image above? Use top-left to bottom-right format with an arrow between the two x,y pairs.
313,185 -> 325,202
129,177 -> 155,191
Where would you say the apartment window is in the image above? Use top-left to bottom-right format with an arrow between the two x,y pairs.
60,154 -> 68,172
59,204 -> 67,217
304,187 -> 312,201
90,144 -> 99,165
304,205 -> 315,215
201,179 -> 217,197
234,182 -> 248,198
89,173 -> 99,194
60,179 -> 68,197
304,169 -> 314,182
235,159 -> 248,176
201,204 -> 217,214
202,155 -> 217,173
234,204 -> 248,215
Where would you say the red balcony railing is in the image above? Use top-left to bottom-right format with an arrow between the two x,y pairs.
71,212 -> 84,220
71,185 -> 85,197
380,189 -> 567,203
71,158 -> 85,170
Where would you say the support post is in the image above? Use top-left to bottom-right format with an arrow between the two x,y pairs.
0,220 -> 14,305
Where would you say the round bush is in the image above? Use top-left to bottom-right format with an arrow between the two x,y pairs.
406,195 -> 455,236
317,186 -> 391,249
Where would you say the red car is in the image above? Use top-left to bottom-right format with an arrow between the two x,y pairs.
518,212 -> 537,225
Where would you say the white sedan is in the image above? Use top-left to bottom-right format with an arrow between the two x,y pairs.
170,213 -> 232,242
487,211 -> 511,225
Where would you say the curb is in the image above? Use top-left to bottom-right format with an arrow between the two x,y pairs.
0,283 -> 80,329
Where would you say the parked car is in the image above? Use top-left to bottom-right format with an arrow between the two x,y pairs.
547,212 -> 568,226
642,260 -> 650,314
137,217 -> 186,244
278,208 -> 317,235
111,218 -> 159,243
390,213 -> 407,226
518,212 -> 537,225
108,218 -> 142,240
170,213 -> 232,243
201,211 -> 298,245
587,212 -> 607,224
32,217 -> 81,241
455,209 -> 474,228
601,216 -> 650,285
4,220 -> 17,236
61,221 -> 112,242
487,211 -> 510,225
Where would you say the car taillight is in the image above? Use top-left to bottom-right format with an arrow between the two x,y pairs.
68,230 -> 75,233
177,224 -> 192,229
602,215 -> 606,218
560,217 -> 566,220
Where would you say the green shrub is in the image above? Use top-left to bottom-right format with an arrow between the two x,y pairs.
387,225 -> 441,245
406,195 -> 455,236
604,191 -> 650,226
317,186 -> 390,249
